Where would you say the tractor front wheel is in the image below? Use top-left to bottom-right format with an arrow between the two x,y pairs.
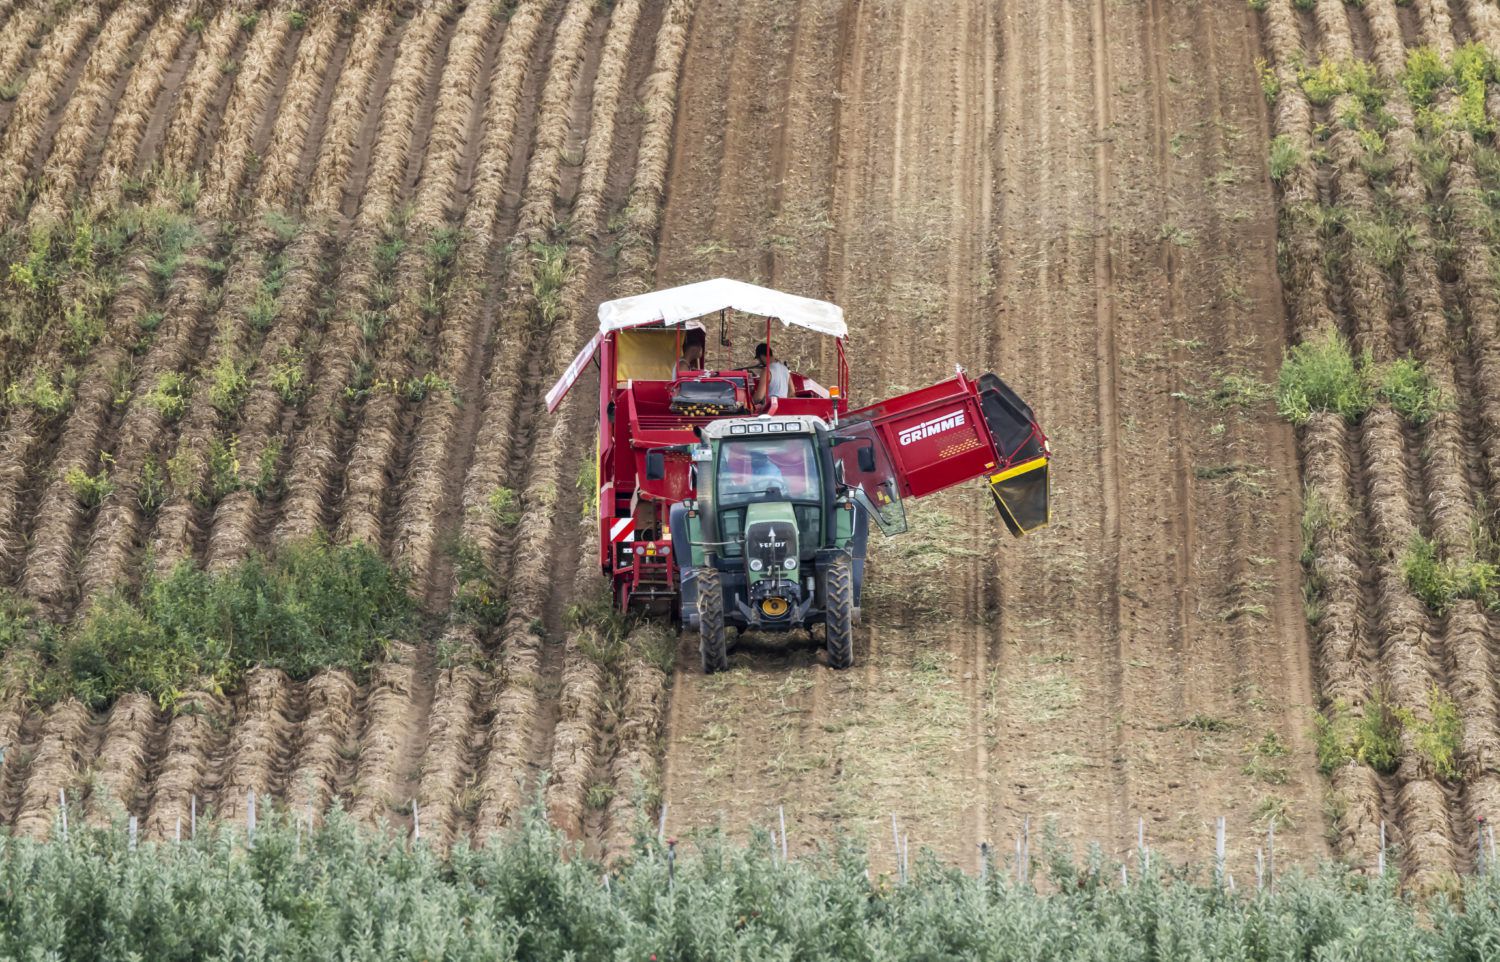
698,567 -> 728,673
824,554 -> 855,670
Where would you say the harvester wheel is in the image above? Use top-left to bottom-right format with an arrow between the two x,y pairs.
824,554 -> 855,670
698,567 -> 728,673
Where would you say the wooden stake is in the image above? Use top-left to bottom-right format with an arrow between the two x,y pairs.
1214,817 -> 1226,886
1266,818 -> 1275,889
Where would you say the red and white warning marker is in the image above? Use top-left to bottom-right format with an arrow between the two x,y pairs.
609,517 -> 635,543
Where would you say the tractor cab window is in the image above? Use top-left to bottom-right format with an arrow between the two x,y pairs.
716,437 -> 819,502
831,419 -> 908,535
715,436 -> 822,559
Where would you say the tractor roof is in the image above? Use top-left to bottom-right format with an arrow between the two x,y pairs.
702,414 -> 830,440
598,278 -> 847,339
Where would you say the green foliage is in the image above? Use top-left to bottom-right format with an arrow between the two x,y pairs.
450,537 -> 506,630
1298,59 -> 1382,110
488,486 -> 521,528
62,299 -> 104,356
531,240 -> 569,327
288,9 -> 308,30
1450,43 -> 1497,136
12,539 -> 413,710
1404,687 -> 1463,780
205,435 -> 241,505
1401,534 -> 1500,613
403,371 -> 453,402
1276,328 -> 1372,424
577,455 -> 598,521
207,353 -> 250,416
251,435 -> 283,500
1376,356 -> 1444,424
1276,328 -> 1442,426
1268,135 -> 1302,182
267,346 -> 305,404
64,463 -> 114,509
1315,691 -> 1404,775
5,367 -> 74,415
1256,58 -> 1279,104
139,455 -> 166,516
1402,46 -> 1448,106
3,803 -> 1500,961
142,371 -> 189,421
1206,370 -> 1272,409
140,210 -> 198,290
418,226 -> 461,320
1346,209 -> 1412,270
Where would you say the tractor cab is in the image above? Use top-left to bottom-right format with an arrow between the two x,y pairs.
666,414 -> 880,671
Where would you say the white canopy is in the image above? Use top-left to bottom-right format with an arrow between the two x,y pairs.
597,278 -> 846,338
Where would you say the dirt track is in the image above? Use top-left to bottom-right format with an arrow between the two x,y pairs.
0,0 -> 1356,876
649,0 -> 1326,871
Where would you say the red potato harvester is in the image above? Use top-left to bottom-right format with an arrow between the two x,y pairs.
547,278 -> 1050,671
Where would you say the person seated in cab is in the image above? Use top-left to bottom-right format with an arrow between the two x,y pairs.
751,341 -> 791,407
674,327 -> 706,378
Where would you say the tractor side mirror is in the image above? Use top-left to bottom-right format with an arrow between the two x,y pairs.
645,449 -> 665,481
858,445 -> 876,473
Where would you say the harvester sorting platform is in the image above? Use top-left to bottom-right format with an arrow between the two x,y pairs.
546,279 -> 1050,672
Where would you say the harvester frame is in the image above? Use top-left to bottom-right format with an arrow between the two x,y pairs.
546,279 -> 1050,670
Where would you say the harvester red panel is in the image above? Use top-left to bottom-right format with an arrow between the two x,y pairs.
846,371 -> 1050,534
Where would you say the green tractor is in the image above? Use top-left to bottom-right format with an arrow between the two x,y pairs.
663,414 -> 902,671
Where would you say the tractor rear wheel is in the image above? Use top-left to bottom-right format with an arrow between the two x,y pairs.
698,567 -> 728,673
824,554 -> 855,670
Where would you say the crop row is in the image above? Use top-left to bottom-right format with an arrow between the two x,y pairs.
1259,0 -> 1500,885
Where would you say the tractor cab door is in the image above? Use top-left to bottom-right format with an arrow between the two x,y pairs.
831,419 -> 908,535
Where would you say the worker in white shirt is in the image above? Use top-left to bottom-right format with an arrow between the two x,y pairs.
752,341 -> 791,406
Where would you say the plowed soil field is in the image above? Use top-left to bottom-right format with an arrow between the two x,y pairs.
9,0 -> 1499,885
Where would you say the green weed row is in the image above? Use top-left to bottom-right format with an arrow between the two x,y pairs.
0,538 -> 415,710
1275,327 -> 1445,426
